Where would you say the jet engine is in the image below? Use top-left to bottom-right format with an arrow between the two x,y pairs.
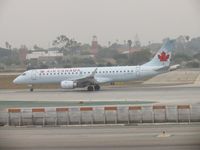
60,80 -> 77,89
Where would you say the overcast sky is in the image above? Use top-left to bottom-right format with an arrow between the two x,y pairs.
0,0 -> 200,49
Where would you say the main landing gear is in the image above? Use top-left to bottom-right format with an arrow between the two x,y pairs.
87,84 -> 100,91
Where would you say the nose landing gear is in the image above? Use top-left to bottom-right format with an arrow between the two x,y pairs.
28,85 -> 34,92
30,88 -> 34,92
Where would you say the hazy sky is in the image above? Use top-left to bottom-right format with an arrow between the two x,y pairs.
0,0 -> 200,49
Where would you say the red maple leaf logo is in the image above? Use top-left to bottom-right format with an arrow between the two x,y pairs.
158,51 -> 170,61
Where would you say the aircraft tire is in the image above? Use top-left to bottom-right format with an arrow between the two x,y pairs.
87,86 -> 94,91
94,84 -> 100,91
30,88 -> 34,92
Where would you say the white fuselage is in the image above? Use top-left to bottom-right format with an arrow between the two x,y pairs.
13,39 -> 174,91
13,65 -> 162,85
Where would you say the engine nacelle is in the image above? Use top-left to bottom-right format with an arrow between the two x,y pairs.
169,64 -> 180,71
60,80 -> 77,89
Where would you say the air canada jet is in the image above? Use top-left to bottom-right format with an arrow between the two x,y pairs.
13,40 -> 178,91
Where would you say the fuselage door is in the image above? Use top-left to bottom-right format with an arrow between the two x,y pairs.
136,66 -> 140,78
31,70 -> 37,80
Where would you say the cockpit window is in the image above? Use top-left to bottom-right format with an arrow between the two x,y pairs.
22,73 -> 26,76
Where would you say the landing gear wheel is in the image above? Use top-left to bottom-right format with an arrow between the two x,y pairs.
94,84 -> 100,91
28,84 -> 34,92
30,88 -> 34,92
87,86 -> 94,91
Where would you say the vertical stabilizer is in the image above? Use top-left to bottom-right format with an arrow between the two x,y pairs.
142,40 -> 175,67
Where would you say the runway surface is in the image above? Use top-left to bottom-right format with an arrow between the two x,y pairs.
0,124 -> 200,150
0,85 -> 200,104
1,85 -> 200,150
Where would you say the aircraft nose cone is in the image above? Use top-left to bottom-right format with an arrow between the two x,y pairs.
13,77 -> 19,84
13,78 -> 17,84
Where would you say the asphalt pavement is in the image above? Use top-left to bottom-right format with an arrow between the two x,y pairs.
0,124 -> 200,150
0,85 -> 200,105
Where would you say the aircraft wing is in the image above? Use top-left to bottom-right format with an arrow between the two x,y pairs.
74,68 -> 111,88
74,68 -> 98,87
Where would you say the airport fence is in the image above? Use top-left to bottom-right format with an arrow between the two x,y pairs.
0,104 -> 200,126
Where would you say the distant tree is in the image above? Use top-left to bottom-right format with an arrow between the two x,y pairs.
113,53 -> 128,60
63,64 -> 72,68
127,40 -> 132,50
108,41 -> 111,47
80,44 -> 91,52
96,48 -> 119,59
134,34 -> 141,48
0,47 -> 20,66
186,61 -> 200,68
193,53 -> 200,60
5,42 -> 9,49
5,41 -> 11,49
80,50 -> 91,55
185,35 -> 190,42
33,44 -> 44,50
52,35 -> 69,47
106,62 -> 112,66
187,37 -> 200,53
128,49 -> 151,65
173,53 -> 192,64
81,58 -> 95,66
39,63 -> 49,69
52,35 -> 81,55
69,57 -> 95,67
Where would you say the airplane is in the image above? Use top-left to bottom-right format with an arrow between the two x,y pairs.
13,39 -> 178,92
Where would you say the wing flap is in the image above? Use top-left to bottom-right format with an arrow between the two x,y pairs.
74,68 -> 98,87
